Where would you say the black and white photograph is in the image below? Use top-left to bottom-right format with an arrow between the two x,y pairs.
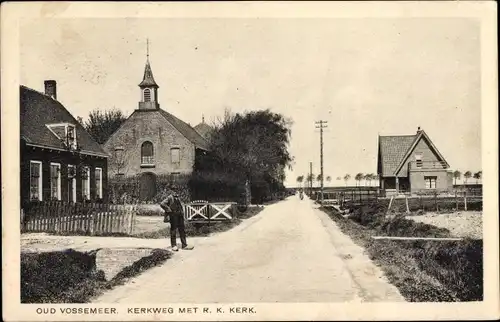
2,1 -> 498,321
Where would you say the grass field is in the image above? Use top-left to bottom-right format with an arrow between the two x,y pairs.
322,205 -> 483,302
406,211 -> 482,239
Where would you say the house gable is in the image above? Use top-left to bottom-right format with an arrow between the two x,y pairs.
103,109 -> 198,177
378,135 -> 416,177
394,130 -> 449,177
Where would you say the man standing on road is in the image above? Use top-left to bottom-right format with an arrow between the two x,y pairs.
160,190 -> 194,251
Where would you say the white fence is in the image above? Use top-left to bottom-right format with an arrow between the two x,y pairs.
183,200 -> 237,222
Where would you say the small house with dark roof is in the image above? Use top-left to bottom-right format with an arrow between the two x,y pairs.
20,82 -> 109,205
377,127 -> 453,196
193,115 -> 214,141
103,49 -> 210,201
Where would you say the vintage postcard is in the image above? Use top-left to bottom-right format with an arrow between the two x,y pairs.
2,1 -> 499,321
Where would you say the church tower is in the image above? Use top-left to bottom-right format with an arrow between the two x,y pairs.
138,39 -> 159,110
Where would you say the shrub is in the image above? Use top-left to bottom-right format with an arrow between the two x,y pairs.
21,249 -> 103,303
108,174 -> 191,204
188,170 -> 245,203
21,248 -> 172,303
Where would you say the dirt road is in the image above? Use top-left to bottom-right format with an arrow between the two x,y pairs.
93,195 -> 404,303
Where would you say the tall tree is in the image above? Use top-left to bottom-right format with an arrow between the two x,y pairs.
195,109 -> 293,203
355,173 -> 364,186
316,174 -> 323,186
365,173 -> 373,186
343,174 -> 351,186
453,170 -> 462,185
83,108 -> 127,144
473,171 -> 482,184
326,176 -> 332,184
464,171 -> 472,184
296,175 -> 304,187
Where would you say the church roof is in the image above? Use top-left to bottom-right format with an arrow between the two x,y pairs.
138,60 -> 159,88
157,109 -> 210,150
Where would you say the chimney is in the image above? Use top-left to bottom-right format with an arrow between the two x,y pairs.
44,80 -> 57,100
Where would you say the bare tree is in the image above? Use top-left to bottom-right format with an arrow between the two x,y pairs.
83,108 -> 127,144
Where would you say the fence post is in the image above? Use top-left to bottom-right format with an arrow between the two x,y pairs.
405,195 -> 410,214
387,196 -> 394,213
464,190 -> 468,211
455,189 -> 458,211
434,191 -> 438,212
130,205 -> 136,235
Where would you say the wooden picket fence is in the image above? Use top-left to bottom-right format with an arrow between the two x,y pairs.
22,201 -> 137,235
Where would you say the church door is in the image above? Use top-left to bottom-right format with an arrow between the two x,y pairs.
139,172 -> 157,201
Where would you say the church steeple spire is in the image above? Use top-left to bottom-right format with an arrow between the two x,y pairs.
138,39 -> 160,110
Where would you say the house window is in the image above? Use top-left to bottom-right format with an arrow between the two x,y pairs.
82,166 -> 90,201
143,89 -> 151,102
66,125 -> 77,149
95,168 -> 103,199
50,163 -> 61,200
171,172 -> 180,182
415,153 -> 423,168
68,165 -> 76,203
424,176 -> 437,189
141,141 -> 154,164
171,148 -> 180,164
30,161 -> 42,201
47,123 -> 77,149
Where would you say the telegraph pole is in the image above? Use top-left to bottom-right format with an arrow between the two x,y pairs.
315,120 -> 328,205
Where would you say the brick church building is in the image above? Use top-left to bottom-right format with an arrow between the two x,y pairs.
103,49 -> 211,200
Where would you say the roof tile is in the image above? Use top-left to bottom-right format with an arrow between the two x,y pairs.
379,135 -> 416,177
20,85 -> 108,157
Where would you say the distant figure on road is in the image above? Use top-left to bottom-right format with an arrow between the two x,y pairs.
160,190 -> 194,251
299,190 -> 304,200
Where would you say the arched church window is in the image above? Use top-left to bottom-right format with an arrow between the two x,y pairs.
143,88 -> 151,102
141,141 -> 154,164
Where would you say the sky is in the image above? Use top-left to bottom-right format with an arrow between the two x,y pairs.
20,18 -> 482,187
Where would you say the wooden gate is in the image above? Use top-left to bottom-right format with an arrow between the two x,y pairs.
183,200 -> 236,223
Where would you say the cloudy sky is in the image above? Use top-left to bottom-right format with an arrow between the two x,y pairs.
20,18 -> 481,187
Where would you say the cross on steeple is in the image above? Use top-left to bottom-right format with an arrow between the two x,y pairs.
138,38 -> 159,110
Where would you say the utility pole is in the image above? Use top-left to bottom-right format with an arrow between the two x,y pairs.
309,162 -> 313,196
315,120 -> 328,205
